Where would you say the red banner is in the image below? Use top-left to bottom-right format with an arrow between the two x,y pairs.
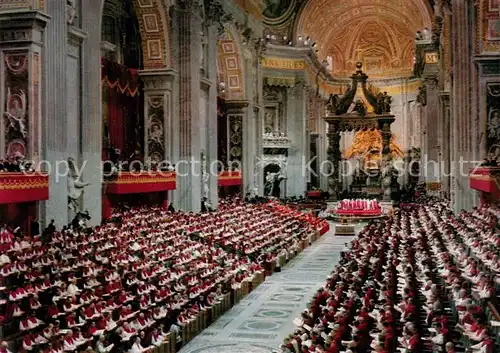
104,172 -> 176,194
469,167 -> 500,193
0,173 -> 49,204
218,171 -> 242,186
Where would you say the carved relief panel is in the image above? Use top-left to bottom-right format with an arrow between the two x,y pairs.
146,96 -> 165,162
409,100 -> 422,149
486,83 -> 500,153
228,115 -> 243,168
2,52 -> 30,159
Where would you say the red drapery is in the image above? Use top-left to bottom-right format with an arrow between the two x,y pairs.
102,59 -> 141,159
107,88 -> 125,152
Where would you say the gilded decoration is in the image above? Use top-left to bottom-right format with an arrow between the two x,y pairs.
344,129 -> 404,167
217,28 -> 244,100
131,0 -> 171,68
0,173 -> 49,190
481,0 -> 500,52
262,57 -> 305,70
104,172 -> 176,185
295,0 -> 432,78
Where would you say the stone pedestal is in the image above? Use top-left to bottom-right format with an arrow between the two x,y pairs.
0,9 -> 55,226
139,69 -> 176,163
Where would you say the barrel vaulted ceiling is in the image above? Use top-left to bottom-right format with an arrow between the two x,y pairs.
294,0 -> 433,78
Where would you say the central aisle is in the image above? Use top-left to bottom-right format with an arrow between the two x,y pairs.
180,223 -> 355,353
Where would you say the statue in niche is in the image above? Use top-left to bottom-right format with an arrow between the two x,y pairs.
264,171 -> 285,198
67,157 -> 90,214
264,172 -> 275,196
264,111 -> 274,133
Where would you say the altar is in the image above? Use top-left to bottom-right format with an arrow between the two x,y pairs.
325,198 -> 388,222
323,62 -> 401,201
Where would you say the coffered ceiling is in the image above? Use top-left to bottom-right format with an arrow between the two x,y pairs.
295,0 -> 433,78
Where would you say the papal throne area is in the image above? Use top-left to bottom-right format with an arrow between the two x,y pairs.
0,0 -> 499,353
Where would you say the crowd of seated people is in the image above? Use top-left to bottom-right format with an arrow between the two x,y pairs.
0,153 -> 34,173
0,198 -> 327,353
281,201 -> 499,353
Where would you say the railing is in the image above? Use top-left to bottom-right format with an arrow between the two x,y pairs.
0,172 -> 49,204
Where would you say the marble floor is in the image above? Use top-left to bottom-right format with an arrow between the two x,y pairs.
179,222 -> 357,353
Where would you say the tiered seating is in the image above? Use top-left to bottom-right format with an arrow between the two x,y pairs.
281,201 -> 499,353
0,199 -> 325,353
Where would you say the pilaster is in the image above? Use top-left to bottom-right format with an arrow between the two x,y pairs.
172,1 -> 203,212
205,24 -> 218,208
80,0 -> 103,226
421,76 -> 440,183
138,69 -> 177,162
286,84 -> 307,198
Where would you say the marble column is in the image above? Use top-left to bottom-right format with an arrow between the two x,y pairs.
172,1 -> 203,212
326,123 -> 341,200
286,84 -> 307,198
40,1 -> 71,227
80,0 -> 103,226
205,25 -> 219,208
450,0 -> 476,212
421,76 -> 440,184
380,121 -> 393,201
241,46 -> 258,197
318,117 -> 329,192
439,92 -> 451,196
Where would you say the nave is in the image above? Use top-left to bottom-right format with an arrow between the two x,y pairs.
179,227 -> 351,353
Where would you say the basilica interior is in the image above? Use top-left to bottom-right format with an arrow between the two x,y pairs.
0,0 -> 499,352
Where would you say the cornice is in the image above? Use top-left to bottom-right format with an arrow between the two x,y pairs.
0,10 -> 51,45
138,69 -> 178,91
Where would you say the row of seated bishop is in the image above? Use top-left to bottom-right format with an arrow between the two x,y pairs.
0,199 -> 328,353
281,201 -> 499,353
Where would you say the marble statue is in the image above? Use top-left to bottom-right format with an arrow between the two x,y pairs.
67,157 -> 90,213
264,172 -> 276,196
201,152 -> 209,199
67,0 -> 76,25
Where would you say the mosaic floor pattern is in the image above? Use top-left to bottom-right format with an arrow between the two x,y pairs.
179,222 -> 358,353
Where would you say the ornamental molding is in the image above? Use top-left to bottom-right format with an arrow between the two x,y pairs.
138,69 -> 177,91
0,10 -> 50,44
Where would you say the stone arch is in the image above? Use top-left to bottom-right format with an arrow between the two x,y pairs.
100,0 -> 173,69
216,25 -> 246,100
